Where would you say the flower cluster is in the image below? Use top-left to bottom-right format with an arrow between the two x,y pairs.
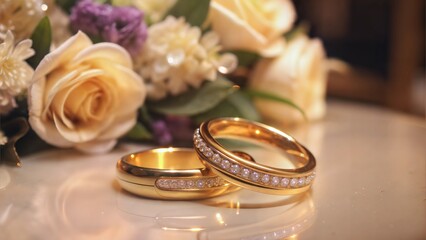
0,0 -> 329,158
0,31 -> 34,114
0,0 -> 46,42
135,16 -> 237,100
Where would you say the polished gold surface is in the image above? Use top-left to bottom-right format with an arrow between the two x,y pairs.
116,147 -> 239,200
195,118 -> 316,195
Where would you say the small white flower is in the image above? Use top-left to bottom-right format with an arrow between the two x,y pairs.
0,0 -> 46,41
135,16 -> 237,100
0,31 -> 34,114
0,130 -> 7,145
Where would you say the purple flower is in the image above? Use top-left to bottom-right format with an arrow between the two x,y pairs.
70,0 -> 147,56
164,116 -> 195,142
151,116 -> 195,145
151,120 -> 173,146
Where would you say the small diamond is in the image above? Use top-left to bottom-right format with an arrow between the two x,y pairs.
290,178 -> 298,188
213,177 -> 220,186
194,139 -> 204,148
298,177 -> 305,187
178,180 -> 186,188
241,168 -> 250,178
250,172 -> 260,182
206,178 -> 215,187
221,160 -> 231,169
200,144 -> 207,152
157,179 -> 169,188
280,178 -> 290,187
271,176 -> 280,186
193,132 -> 200,139
196,179 -> 205,188
194,129 -> 200,137
186,180 -> 195,188
205,148 -> 213,158
170,180 -> 178,188
196,141 -> 205,149
306,174 -> 315,184
261,174 -> 270,184
230,164 -> 240,174
212,154 -> 221,164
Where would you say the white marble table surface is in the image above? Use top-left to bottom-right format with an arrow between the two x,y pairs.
1,101 -> 425,240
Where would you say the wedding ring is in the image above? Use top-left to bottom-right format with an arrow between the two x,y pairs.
116,147 -> 239,200
194,118 -> 316,195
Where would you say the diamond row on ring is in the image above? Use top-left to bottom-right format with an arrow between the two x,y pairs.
193,129 -> 315,189
156,176 -> 226,190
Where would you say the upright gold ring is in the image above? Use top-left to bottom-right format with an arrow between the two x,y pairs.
194,118 -> 316,195
116,148 -> 239,200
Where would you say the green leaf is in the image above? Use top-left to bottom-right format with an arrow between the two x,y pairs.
139,106 -> 153,124
125,122 -> 152,140
284,22 -> 310,41
229,50 -> 260,67
194,91 -> 261,123
167,0 -> 211,27
244,89 -> 307,120
147,77 -> 237,116
56,0 -> 78,14
27,16 -> 52,69
95,0 -> 112,4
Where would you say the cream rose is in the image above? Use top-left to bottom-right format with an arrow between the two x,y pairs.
249,34 -> 328,125
209,0 -> 296,57
28,31 -> 146,153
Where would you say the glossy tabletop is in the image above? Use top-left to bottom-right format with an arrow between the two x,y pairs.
0,101 -> 425,240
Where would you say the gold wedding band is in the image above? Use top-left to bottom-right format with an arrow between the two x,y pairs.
116,147 -> 239,200
194,118 -> 316,195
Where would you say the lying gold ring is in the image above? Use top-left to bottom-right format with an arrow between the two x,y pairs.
116,147 -> 239,200
194,118 -> 316,195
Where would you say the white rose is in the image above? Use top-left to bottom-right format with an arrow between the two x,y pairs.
28,31 -> 146,154
249,35 -> 328,125
209,0 -> 296,57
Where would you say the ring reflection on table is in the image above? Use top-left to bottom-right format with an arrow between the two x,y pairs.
194,118 -> 317,195
116,148 -> 239,200
197,193 -> 316,240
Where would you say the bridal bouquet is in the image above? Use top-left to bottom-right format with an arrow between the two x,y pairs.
0,0 -> 329,163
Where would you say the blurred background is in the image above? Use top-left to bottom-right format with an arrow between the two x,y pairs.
294,0 -> 425,117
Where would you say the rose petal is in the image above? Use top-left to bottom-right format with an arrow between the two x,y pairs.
32,31 -> 92,84
210,2 -> 266,52
28,114 -> 73,147
71,42 -> 133,69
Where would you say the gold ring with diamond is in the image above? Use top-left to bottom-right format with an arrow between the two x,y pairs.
116,147 -> 239,200
194,118 -> 316,195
